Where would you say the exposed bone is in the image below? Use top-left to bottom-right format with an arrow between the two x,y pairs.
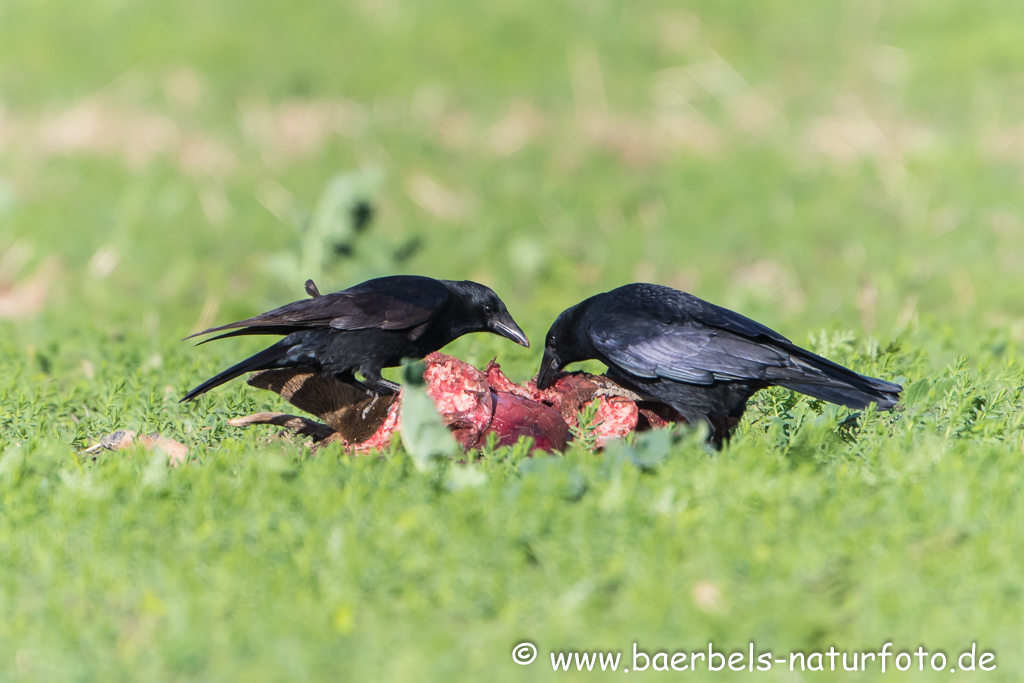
226,411 -> 336,442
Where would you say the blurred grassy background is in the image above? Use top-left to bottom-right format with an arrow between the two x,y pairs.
1,0 -> 1024,680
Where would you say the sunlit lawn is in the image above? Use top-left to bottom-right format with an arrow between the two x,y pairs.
1,0 -> 1024,680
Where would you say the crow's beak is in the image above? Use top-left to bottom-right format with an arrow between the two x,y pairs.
536,348 -> 560,390
489,316 -> 530,348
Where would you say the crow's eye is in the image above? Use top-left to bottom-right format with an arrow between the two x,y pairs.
483,305 -> 494,315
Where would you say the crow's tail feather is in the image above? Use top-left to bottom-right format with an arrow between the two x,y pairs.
778,380 -> 900,410
194,326 -> 302,346
771,348 -> 902,411
180,343 -> 290,403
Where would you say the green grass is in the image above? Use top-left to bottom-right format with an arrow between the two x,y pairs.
2,0 -> 1024,680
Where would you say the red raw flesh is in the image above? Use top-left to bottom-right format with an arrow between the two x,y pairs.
339,353 -> 679,453
424,352 -> 493,446
489,391 -> 569,452
484,361 -> 533,399
425,353 -> 569,451
591,396 -> 639,447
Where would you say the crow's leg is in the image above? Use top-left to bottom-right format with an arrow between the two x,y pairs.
328,369 -> 382,395
358,366 -> 401,395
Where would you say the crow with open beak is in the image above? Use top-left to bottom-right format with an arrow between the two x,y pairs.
537,283 -> 901,447
181,275 -> 529,402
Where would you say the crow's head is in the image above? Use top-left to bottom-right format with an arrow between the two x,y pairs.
442,281 -> 529,348
536,303 -> 587,390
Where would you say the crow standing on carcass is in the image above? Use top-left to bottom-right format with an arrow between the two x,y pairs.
181,275 -> 529,402
536,283 -> 902,447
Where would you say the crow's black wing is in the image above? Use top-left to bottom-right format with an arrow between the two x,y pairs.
647,287 -> 902,400
186,275 -> 450,339
618,283 -> 792,345
588,311 -> 792,386
587,285 -> 901,408
325,276 -> 451,331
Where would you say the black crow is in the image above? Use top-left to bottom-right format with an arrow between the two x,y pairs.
536,283 -> 902,446
181,275 -> 529,402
